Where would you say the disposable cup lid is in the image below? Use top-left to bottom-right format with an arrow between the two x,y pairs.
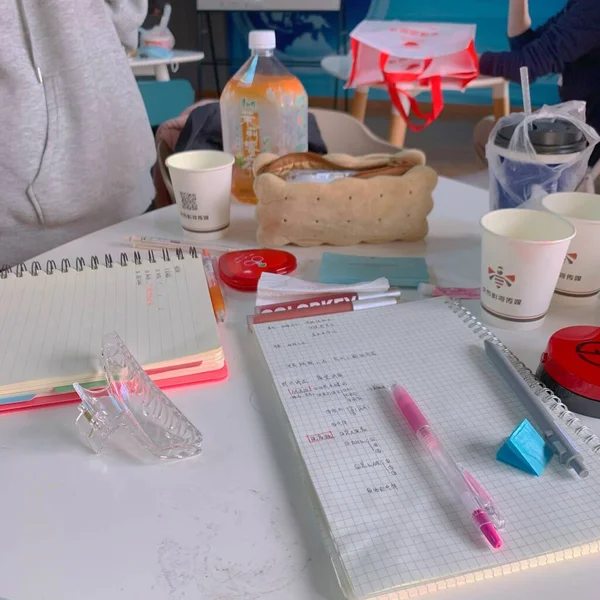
495,118 -> 587,155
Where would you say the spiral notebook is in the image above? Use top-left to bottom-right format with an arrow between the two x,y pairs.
252,298 -> 600,600
0,250 -> 226,412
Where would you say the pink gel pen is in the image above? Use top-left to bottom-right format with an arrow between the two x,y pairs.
392,385 -> 504,550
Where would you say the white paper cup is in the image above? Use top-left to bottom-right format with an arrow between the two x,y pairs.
166,150 -> 234,240
480,208 -> 575,331
542,192 -> 600,304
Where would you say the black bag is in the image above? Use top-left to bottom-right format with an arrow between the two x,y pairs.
175,101 -> 328,155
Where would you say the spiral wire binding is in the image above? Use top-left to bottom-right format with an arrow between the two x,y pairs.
446,299 -> 600,454
1,249 -> 201,280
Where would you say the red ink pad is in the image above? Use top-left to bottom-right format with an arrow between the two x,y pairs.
537,326 -> 600,418
218,249 -> 297,291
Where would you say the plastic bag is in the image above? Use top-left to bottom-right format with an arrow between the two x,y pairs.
139,3 -> 175,58
486,101 -> 599,211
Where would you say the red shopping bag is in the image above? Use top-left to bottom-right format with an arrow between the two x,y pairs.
347,21 -> 479,131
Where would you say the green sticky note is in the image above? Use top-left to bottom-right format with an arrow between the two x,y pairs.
319,253 -> 429,287
497,419 -> 553,476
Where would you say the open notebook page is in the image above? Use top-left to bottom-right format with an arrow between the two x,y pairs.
253,298 -> 600,600
0,256 -> 220,394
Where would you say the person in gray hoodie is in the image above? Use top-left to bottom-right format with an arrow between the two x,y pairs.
1,0 -> 156,266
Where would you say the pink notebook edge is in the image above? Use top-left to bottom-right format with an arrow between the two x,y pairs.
0,363 -> 229,414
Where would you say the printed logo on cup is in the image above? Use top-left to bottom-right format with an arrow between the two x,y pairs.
482,265 -> 527,322
487,266 -> 516,289
564,253 -> 578,265
557,251 -> 590,297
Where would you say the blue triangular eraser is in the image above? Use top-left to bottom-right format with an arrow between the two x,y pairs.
496,419 -> 553,476
496,444 -> 533,473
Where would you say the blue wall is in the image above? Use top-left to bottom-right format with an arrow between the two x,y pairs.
227,0 -> 567,107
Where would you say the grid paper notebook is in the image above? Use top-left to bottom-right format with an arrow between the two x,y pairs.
0,252 -> 221,396
252,298 -> 600,600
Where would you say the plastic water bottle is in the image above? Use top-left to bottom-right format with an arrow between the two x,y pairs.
220,30 -> 308,204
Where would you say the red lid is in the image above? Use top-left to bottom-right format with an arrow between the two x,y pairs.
218,249 -> 297,291
540,326 -> 600,401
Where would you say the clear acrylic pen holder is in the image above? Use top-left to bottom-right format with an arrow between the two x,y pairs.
74,332 -> 202,459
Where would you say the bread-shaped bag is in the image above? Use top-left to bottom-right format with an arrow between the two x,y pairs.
253,151 -> 438,247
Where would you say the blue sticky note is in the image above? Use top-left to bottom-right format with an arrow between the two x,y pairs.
0,393 -> 36,406
496,419 -> 553,476
318,253 -> 429,287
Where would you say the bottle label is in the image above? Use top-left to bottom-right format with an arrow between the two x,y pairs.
239,97 -> 260,172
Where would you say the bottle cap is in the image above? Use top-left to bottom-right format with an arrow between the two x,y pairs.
536,325 -> 600,418
249,30 -> 276,50
218,249 -> 297,291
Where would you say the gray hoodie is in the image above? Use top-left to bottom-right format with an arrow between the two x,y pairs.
1,0 -> 156,266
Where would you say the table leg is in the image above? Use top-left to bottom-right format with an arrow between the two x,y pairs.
492,81 -> 510,120
389,102 -> 408,147
155,64 -> 170,82
350,87 -> 369,122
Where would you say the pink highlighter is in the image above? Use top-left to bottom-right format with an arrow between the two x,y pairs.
392,385 -> 504,550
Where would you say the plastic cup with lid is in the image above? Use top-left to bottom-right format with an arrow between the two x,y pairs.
488,117 -> 588,211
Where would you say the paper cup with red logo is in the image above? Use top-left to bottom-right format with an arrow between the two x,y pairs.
542,192 -> 600,305
480,209 -> 575,331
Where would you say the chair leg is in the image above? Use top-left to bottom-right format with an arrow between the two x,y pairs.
493,81 -> 510,121
350,87 -> 369,122
389,103 -> 408,147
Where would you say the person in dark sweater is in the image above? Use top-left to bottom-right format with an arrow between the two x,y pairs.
474,0 -> 600,165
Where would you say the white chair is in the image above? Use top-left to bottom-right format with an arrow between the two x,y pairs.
309,108 -> 403,155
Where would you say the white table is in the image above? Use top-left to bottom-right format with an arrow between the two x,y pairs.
321,54 -> 510,146
130,49 -> 205,82
2,178 -> 600,600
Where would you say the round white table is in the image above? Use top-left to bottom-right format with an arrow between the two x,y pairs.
1,178 -> 599,600
130,49 -> 205,82
321,54 -> 510,147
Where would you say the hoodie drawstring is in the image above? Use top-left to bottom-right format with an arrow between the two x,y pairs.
16,0 -> 43,83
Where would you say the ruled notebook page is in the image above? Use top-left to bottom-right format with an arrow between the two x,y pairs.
0,257 -> 220,393
253,298 -> 600,600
